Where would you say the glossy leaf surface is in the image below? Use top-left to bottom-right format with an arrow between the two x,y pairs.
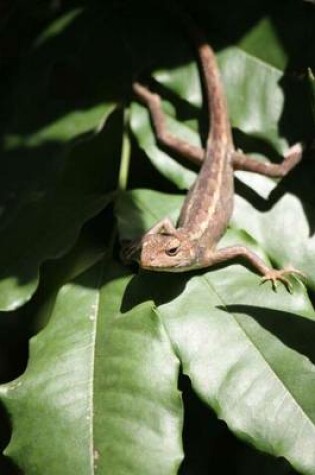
1,1 -> 315,474
117,188 -> 315,475
1,257 -> 183,474
0,5 -> 130,310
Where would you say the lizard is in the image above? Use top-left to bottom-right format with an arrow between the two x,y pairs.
123,6 -> 304,291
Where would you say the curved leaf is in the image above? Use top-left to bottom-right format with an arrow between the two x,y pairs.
116,187 -> 315,474
0,4 -> 133,311
116,187 -> 315,290
232,174 -> 315,290
130,13 -> 312,190
116,189 -> 183,239
0,259 -> 183,474
308,69 -> 315,123
130,102 -> 199,191
131,41 -> 307,187
158,267 -> 315,475
129,11 -> 315,292
0,108 -> 122,312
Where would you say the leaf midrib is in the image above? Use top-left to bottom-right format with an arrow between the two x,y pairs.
200,273 -> 315,435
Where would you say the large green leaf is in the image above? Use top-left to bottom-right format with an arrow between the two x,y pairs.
1,2 -> 315,474
117,187 -> 315,290
128,9 -> 315,292
131,11 -> 313,189
158,268 -> 315,475
3,204 -> 315,474
0,254 -> 183,475
116,188 -> 315,474
0,110 -> 122,312
231,174 -> 315,289
0,3 -> 137,311
104,5 -> 315,473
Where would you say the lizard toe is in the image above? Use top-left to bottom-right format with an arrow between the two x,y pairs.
260,270 -> 294,293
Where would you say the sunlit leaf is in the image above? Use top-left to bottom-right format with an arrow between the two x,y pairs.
0,258 -> 183,474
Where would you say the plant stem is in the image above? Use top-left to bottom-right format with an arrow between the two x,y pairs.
118,107 -> 131,191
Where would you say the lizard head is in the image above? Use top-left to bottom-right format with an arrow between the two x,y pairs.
139,232 -> 196,272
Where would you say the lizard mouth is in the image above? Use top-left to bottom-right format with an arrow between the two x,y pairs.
141,261 -> 195,273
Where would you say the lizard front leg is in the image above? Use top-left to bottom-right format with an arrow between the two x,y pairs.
146,217 -> 178,236
202,245 -> 304,291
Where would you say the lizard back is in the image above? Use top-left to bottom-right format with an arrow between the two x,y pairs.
177,16 -> 234,246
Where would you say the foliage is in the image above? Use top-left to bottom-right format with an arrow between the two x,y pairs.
0,0 -> 315,474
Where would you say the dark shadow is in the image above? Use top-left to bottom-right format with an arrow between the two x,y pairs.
152,79 -> 202,124
218,304 -> 315,364
0,0 -> 314,289
0,107 -> 123,289
178,374 -> 298,475
0,403 -> 23,475
234,144 -> 315,235
179,374 -> 240,475
1,1 -> 315,472
127,132 -> 182,193
3,0 -> 313,142
121,270 -> 189,311
0,307 -> 32,474
0,311 -> 29,385
233,131 -> 282,164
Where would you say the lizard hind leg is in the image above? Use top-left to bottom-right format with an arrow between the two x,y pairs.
232,143 -> 303,177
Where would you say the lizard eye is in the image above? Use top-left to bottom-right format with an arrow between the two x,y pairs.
165,246 -> 179,256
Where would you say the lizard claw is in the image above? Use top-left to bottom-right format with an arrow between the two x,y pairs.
260,266 -> 306,293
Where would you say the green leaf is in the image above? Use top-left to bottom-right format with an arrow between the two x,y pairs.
130,12 -> 313,190
0,4 -> 133,311
130,43 -> 296,189
308,68 -> 315,123
157,268 -> 315,475
5,102 -> 115,148
34,8 -> 84,48
129,13 -> 314,299
219,47 -> 287,146
128,15 -> 315,290
231,172 -> 315,291
2,3 -> 315,474
130,103 -> 198,190
237,17 -> 288,70
0,108 -> 122,311
8,6 -> 129,137
116,189 -> 183,239
116,187 -> 315,290
0,258 -> 183,474
116,188 -> 315,474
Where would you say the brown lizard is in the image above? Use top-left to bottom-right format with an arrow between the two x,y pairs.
124,8 -> 304,290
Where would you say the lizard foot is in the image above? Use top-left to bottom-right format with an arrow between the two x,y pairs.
120,238 -> 141,264
260,266 -> 305,293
